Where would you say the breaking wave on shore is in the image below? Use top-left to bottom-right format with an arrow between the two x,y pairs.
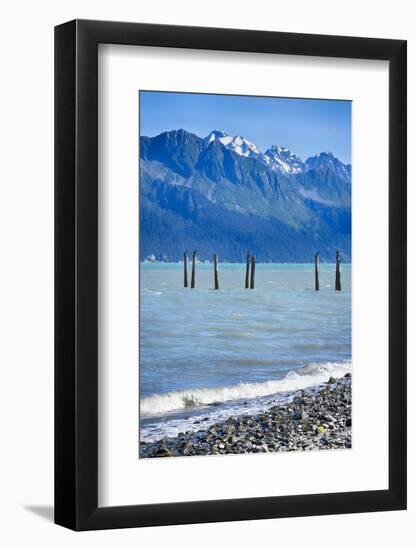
141,360 -> 351,418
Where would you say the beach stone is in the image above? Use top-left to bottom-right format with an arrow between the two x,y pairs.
293,396 -> 305,406
292,410 -> 303,421
139,373 -> 352,459
155,446 -> 176,457
327,376 -> 337,384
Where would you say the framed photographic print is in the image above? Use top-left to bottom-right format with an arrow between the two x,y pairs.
55,20 -> 407,530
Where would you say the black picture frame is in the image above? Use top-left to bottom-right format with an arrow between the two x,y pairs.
55,19 -> 407,531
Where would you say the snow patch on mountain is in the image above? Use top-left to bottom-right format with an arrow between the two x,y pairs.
206,130 -> 261,159
206,130 -> 233,147
264,145 -> 305,175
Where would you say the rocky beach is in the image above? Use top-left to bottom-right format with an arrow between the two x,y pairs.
140,373 -> 352,458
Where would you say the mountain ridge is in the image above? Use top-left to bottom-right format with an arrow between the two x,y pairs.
139,129 -> 351,263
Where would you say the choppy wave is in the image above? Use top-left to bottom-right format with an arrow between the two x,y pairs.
140,360 -> 351,418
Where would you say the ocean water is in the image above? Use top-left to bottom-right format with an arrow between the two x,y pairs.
140,262 -> 351,442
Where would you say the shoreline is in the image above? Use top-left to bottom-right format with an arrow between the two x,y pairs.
139,373 -> 352,458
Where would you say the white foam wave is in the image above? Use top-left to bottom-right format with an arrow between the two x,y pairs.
140,360 -> 351,417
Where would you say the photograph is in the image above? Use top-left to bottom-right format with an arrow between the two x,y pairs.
138,91 -> 352,459
0,0 -> 409,541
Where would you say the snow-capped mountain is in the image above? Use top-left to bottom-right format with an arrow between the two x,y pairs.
206,130 -> 261,159
205,131 -> 351,179
140,129 -> 351,262
304,152 -> 351,182
263,145 -> 305,175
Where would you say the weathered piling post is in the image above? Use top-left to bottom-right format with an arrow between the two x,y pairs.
191,250 -> 197,289
250,255 -> 256,289
183,251 -> 188,288
335,250 -> 341,291
245,252 -> 250,289
315,252 -> 320,291
214,254 -> 219,290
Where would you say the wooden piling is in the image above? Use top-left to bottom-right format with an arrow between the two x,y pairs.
250,255 -> 256,289
315,252 -> 320,291
214,254 -> 219,289
191,250 -> 196,288
245,252 -> 250,289
335,250 -> 341,291
183,251 -> 188,287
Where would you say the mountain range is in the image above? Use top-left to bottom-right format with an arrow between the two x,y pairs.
140,129 -> 351,262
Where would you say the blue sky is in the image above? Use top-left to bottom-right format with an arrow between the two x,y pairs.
140,91 -> 351,164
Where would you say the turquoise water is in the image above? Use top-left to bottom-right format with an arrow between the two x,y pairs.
139,262 -> 351,442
